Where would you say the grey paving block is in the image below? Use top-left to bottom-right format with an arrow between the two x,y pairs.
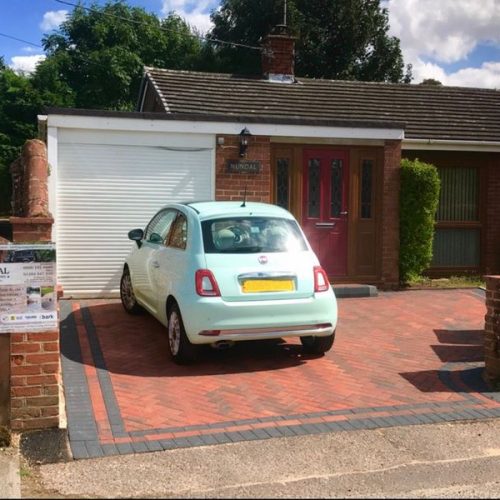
68,430 -> 98,441
251,428 -> 273,440
70,442 -> 89,460
145,440 -> 164,452
301,424 -> 323,434
238,430 -> 262,441
173,438 -> 191,448
186,435 -> 206,447
101,443 -> 119,456
85,441 -> 104,458
264,427 -> 284,438
211,433 -> 232,444
116,442 -> 134,455
324,421 -> 344,431
199,434 -> 219,446
159,439 -> 178,450
131,441 -> 149,453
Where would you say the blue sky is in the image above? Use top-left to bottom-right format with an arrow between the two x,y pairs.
1,0 -> 499,88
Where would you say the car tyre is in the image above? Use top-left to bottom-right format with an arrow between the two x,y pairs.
300,331 -> 335,354
120,267 -> 143,315
168,303 -> 198,364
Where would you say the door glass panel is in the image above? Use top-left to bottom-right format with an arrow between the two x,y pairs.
361,160 -> 373,219
308,158 -> 320,217
330,159 -> 342,217
276,158 -> 290,209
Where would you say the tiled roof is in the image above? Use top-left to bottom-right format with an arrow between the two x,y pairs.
144,67 -> 500,142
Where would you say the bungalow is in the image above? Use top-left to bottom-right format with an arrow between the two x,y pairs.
40,25 -> 500,297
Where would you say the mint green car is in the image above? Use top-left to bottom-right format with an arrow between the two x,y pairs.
121,201 -> 337,364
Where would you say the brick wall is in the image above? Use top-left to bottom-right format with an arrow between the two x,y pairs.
10,331 -> 60,430
484,275 -> 500,387
485,156 -> 500,274
215,135 -> 271,202
380,140 -> 402,288
262,35 -> 295,77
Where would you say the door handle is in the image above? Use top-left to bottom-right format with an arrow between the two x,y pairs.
315,222 -> 335,228
340,211 -> 348,215
152,261 -> 160,269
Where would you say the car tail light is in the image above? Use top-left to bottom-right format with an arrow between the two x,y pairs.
313,266 -> 330,292
195,269 -> 221,297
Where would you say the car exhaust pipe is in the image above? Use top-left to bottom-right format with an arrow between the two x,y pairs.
211,340 -> 235,350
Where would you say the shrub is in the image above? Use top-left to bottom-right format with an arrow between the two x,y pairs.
399,158 -> 441,283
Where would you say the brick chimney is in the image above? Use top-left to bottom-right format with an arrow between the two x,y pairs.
261,24 -> 296,83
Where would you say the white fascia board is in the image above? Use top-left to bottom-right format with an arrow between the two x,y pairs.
46,113 -> 404,141
403,138 -> 500,152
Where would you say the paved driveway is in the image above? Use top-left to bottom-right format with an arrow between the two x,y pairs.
60,289 -> 500,459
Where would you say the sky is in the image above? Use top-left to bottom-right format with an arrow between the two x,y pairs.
0,0 -> 499,88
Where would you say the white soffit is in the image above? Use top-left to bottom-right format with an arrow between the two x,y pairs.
45,113 -> 404,141
403,138 -> 500,152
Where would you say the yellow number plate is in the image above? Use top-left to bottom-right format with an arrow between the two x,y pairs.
242,279 -> 295,293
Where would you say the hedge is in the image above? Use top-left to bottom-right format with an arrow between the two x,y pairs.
399,158 -> 441,283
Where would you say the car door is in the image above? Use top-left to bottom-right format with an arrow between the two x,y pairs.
149,211 -> 189,315
130,209 -> 177,311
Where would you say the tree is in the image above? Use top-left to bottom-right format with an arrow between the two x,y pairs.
420,78 -> 442,86
37,1 -> 206,110
210,0 -> 412,83
0,64 -> 40,214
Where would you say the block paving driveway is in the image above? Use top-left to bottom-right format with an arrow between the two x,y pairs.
60,288 -> 500,459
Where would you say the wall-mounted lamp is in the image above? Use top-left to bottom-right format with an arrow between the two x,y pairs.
239,127 -> 251,157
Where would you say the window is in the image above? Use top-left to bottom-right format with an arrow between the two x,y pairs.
168,213 -> 187,250
202,217 -> 307,254
276,158 -> 290,210
145,209 -> 177,243
432,167 -> 480,268
307,159 -> 321,217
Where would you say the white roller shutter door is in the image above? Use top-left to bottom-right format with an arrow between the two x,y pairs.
57,135 -> 214,297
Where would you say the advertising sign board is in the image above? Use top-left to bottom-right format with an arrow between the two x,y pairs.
0,243 -> 57,333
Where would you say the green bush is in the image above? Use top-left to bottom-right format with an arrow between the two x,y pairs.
399,158 -> 441,283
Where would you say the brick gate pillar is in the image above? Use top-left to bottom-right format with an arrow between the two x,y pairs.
484,276 -> 500,388
5,139 -> 61,431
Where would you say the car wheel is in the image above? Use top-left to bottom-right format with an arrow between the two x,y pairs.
120,267 -> 143,315
168,303 -> 198,364
300,331 -> 335,354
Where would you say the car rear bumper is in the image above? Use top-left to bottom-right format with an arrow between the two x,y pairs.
178,290 -> 338,344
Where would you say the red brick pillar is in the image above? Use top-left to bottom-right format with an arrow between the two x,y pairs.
380,140 -> 401,289
5,139 -> 61,431
484,275 -> 500,388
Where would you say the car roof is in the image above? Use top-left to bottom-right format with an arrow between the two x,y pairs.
186,201 -> 295,220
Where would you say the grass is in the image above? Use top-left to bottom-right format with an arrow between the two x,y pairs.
406,275 -> 485,289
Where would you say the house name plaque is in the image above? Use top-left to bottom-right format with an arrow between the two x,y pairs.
226,160 -> 262,174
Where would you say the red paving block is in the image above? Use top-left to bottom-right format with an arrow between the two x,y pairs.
64,289 -> 499,450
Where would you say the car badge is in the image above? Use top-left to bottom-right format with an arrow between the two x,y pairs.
258,255 -> 268,264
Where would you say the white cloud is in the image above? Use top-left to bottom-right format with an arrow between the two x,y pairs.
384,0 -> 500,88
10,55 -> 46,74
161,1 -> 214,33
40,10 -> 68,32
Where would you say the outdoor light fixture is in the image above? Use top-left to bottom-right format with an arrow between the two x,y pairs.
239,127 -> 251,157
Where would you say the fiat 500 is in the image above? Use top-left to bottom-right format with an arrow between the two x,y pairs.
120,201 -> 337,364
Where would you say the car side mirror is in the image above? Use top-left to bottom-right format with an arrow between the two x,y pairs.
128,228 -> 144,248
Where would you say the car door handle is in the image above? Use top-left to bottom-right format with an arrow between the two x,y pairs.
151,261 -> 160,269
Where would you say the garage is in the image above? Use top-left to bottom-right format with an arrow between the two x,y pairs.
47,114 -> 215,297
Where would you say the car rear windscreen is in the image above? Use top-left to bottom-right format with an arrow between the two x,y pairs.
201,217 -> 308,254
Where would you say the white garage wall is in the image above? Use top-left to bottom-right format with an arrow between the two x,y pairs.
55,128 -> 215,297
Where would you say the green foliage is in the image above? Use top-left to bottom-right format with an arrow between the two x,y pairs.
38,1 -> 205,110
210,0 -> 412,82
399,158 -> 441,283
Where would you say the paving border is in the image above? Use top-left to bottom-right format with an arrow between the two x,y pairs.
60,296 -> 500,460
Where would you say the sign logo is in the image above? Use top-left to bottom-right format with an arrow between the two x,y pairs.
258,255 -> 268,264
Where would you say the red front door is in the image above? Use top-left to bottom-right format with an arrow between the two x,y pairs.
302,149 -> 349,277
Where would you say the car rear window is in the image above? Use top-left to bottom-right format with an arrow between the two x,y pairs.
201,217 -> 307,253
